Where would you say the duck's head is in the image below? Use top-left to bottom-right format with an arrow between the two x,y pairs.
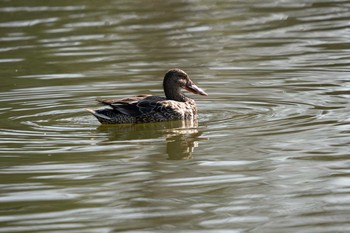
163,68 -> 208,101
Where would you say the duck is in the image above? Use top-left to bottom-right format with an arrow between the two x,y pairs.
86,68 -> 208,124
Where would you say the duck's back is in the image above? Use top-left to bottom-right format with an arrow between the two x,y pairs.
88,94 -> 198,124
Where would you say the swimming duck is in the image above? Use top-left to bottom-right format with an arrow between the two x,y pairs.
87,68 -> 208,124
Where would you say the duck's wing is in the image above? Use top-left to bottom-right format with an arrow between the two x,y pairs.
96,94 -> 152,105
97,95 -> 166,117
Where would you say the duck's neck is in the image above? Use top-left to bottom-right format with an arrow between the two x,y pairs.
164,86 -> 188,102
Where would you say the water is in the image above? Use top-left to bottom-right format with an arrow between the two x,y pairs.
1,0 -> 350,232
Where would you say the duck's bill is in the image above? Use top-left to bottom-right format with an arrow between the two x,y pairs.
185,83 -> 208,96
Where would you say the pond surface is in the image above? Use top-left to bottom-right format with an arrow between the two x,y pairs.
1,0 -> 350,232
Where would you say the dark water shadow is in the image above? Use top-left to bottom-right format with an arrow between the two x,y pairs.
96,119 -> 206,160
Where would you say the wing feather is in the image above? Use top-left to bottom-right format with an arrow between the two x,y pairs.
96,95 -> 166,117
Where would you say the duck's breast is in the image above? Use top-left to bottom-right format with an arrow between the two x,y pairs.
161,100 -> 197,119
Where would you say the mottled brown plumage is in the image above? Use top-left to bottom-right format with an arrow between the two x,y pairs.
86,69 -> 208,124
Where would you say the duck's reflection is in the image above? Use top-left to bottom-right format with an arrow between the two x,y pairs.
166,134 -> 196,160
97,119 -> 204,160
163,119 -> 201,160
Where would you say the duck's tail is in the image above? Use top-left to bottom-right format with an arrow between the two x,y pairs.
86,108 -> 113,124
86,108 -> 135,124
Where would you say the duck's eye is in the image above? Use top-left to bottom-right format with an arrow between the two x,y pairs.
176,78 -> 186,87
